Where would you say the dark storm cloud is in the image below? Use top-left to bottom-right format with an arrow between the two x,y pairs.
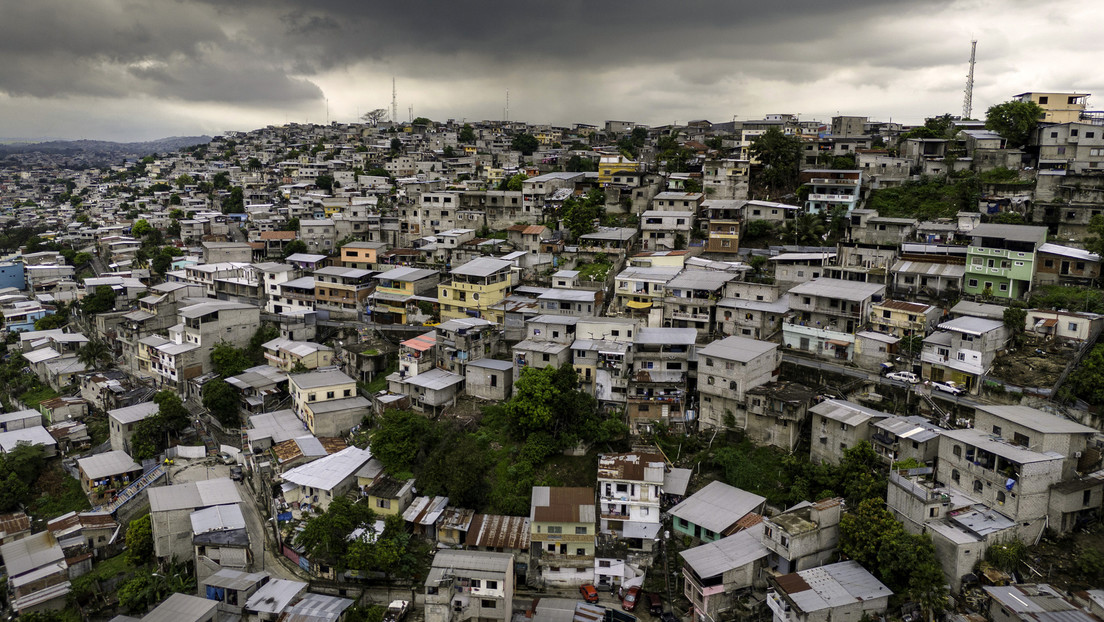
0,0 -> 322,104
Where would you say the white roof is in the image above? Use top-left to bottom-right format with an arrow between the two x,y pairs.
148,478 -> 242,512
779,560 -> 892,612
937,315 -> 1005,336
283,446 -> 373,491
809,399 -> 891,426
77,450 -> 141,480
108,401 -> 159,425
0,426 -> 58,453
668,481 -> 765,533
699,335 -> 778,362
680,524 -> 768,579
788,278 -> 884,301
190,504 -> 247,535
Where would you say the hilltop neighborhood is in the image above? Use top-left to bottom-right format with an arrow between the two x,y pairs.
1,94 -> 1104,621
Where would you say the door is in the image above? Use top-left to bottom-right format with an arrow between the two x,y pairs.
1061,261 -> 1071,275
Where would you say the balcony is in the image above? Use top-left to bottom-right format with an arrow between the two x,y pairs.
809,178 -> 859,186
808,193 -> 856,202
670,310 -> 710,322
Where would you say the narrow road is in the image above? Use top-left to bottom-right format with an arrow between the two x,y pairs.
234,477 -> 307,581
781,352 -> 987,409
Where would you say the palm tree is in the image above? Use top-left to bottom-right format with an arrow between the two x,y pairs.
77,338 -> 113,370
780,212 -> 827,246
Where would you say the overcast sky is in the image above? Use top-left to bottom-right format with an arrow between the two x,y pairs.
2,0 -> 1102,142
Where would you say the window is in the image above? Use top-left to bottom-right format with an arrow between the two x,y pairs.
482,600 -> 497,608
997,491 -> 1006,504
546,526 -> 562,534
953,445 -> 962,458
1085,490 -> 1093,506
968,279 -> 978,288
344,389 -> 352,397
486,580 -> 498,590
973,480 -> 984,493
326,391 -> 335,399
575,526 -> 588,535
376,498 -> 391,509
1069,322 -> 1078,331
1013,432 -> 1030,446
951,469 -> 960,483
992,425 -> 1002,436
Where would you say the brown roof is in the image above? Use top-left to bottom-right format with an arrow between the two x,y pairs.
878,299 -> 932,313
731,512 -> 764,532
319,437 -> 348,454
261,230 -> 298,241
249,242 -> 266,250
506,225 -> 547,235
774,572 -> 813,595
533,487 -> 594,523
0,512 -> 31,537
465,514 -> 530,550
597,453 -> 665,481
79,513 -> 118,530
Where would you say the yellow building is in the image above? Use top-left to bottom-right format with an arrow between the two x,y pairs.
340,241 -> 387,270
288,369 -> 364,436
362,474 -> 416,516
598,154 -> 642,185
438,257 -> 514,322
262,337 -> 334,371
530,486 -> 596,586
369,267 -> 440,324
868,299 -> 938,339
1014,92 -> 1090,124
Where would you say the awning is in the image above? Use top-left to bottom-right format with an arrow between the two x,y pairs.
623,521 -> 662,540
625,300 -> 652,309
1037,318 -> 1058,327
827,339 -> 851,348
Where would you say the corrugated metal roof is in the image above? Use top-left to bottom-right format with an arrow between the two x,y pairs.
680,524 -> 768,579
464,513 -> 530,550
668,481 -> 765,534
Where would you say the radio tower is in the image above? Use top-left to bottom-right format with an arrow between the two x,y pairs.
391,78 -> 399,124
963,40 -> 977,119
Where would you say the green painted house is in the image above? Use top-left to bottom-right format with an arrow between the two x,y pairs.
963,224 -> 1047,300
668,480 -> 766,543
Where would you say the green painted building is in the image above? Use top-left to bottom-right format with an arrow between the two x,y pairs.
963,224 -> 1047,299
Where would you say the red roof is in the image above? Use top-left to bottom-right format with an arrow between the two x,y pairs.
260,231 -> 297,241
400,332 -> 436,352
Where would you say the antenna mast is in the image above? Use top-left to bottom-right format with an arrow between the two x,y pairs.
963,40 -> 977,119
505,89 -> 510,123
392,78 -> 399,124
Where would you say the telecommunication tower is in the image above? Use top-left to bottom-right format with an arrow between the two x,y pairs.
963,40 -> 977,119
392,78 -> 399,124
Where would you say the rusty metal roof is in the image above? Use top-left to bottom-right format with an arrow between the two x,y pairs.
465,514 -> 530,550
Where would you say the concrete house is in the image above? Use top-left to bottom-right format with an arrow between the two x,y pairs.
669,481 -> 766,544
289,369 -> 370,437
767,560 -> 891,622
596,453 -> 664,551
149,478 -> 243,562
2,531 -> 70,616
262,337 -> 333,371
76,450 -> 143,502
808,400 -> 891,466
697,336 -> 780,431
662,270 -> 736,339
783,278 -> 886,363
282,446 -> 373,512
870,415 -> 945,465
680,525 -> 769,622
640,210 -> 694,251
760,498 -> 842,574
435,317 -> 501,375
984,584 -> 1097,622
191,504 -> 251,584
438,257 -> 514,322
744,381 -> 816,452
627,327 -> 696,434
465,358 -> 514,402
920,315 -> 1008,394
424,550 -> 515,622
963,224 -> 1047,300
107,401 -> 159,454
530,486 -> 595,587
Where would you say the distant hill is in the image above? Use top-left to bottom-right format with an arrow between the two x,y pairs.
0,135 -> 213,158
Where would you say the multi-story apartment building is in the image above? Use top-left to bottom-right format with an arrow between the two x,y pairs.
313,266 -> 374,321
266,275 -> 316,316
920,315 -> 1008,394
783,278 -> 885,362
766,561 -> 891,622
596,453 -> 664,551
1013,91 -> 1090,124
868,299 -> 938,338
662,270 -> 736,339
289,369 -> 369,437
800,169 -> 862,215
627,327 -> 697,433
963,224 -> 1047,300
697,336 -> 780,430
435,317 -> 501,375
424,550 -> 515,622
598,154 -> 642,186
808,399 -> 890,465
744,381 -> 816,452
614,266 -> 680,318
701,200 -> 742,255
869,415 -> 944,465
438,257 -> 514,322
640,210 -> 694,251
369,266 -> 440,325
760,498 -> 842,574
340,241 -> 388,270
530,486 -> 596,587
150,300 -> 260,392
261,337 -> 333,371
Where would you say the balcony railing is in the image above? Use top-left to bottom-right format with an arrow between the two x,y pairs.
808,193 -> 856,202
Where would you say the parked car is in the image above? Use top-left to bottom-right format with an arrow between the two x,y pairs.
886,371 -> 920,384
932,380 -> 964,395
579,584 -> 600,604
230,466 -> 243,482
622,586 -> 641,612
647,593 -> 662,615
383,600 -> 409,622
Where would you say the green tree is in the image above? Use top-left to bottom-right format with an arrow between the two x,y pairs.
129,416 -> 164,460
203,379 -> 240,427
296,496 -> 377,568
81,285 -> 116,314
749,127 -> 801,198
564,155 -> 597,172
315,174 -> 335,193
77,338 -> 113,370
501,173 -> 528,192
371,410 -> 434,474
283,239 -> 308,259
222,186 -> 244,213
779,212 -> 827,246
390,138 -> 402,154
459,123 -> 476,143
985,100 -> 1046,148
412,117 -> 432,126
154,389 -> 190,434
174,174 -> 194,189
211,343 -> 251,377
1085,214 -> 1104,258
280,217 -> 301,232
511,133 -> 540,155
743,220 -> 774,241
125,515 -> 154,566
211,171 -> 231,190
562,189 -> 606,239
131,219 -> 153,237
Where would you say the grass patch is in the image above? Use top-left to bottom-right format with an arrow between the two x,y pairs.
19,384 -> 59,409
362,360 -> 397,393
578,260 -> 612,283
28,463 -> 91,521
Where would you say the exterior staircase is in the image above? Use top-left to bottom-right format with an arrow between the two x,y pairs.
96,463 -> 167,514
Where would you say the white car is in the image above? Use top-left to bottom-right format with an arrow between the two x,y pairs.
886,371 -> 920,384
932,381 -> 964,395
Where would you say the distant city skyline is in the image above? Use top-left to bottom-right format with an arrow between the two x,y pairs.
2,0 -> 1103,142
